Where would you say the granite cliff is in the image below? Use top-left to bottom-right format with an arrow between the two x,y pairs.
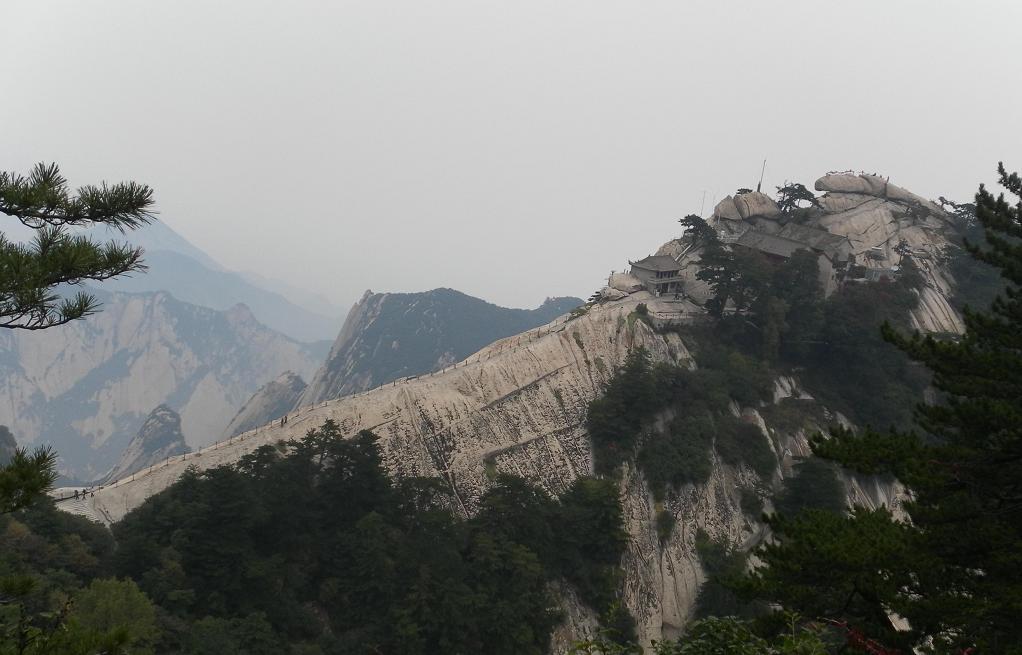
68,173 -> 980,650
0,289 -> 324,481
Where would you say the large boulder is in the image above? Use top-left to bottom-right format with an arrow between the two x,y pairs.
599,286 -> 629,301
733,192 -> 781,220
884,183 -> 945,215
609,272 -> 645,293
818,192 -> 875,213
711,196 -> 742,222
815,173 -> 886,196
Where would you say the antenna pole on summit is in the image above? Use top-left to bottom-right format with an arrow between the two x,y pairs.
699,190 -> 707,216
757,159 -> 767,193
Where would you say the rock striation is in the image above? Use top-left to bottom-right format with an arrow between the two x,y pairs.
221,371 -> 307,439
102,405 -> 190,484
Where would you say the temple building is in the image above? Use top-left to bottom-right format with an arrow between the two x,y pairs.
629,255 -> 684,296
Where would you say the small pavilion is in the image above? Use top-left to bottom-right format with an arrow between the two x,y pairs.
629,255 -> 683,296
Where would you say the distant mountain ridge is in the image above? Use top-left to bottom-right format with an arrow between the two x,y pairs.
0,288 -> 325,481
82,221 -> 342,342
300,289 -> 583,404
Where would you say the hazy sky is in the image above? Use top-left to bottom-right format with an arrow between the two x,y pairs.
3,1 -> 1021,311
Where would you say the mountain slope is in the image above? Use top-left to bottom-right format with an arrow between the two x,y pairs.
0,289 -> 324,481
102,405 -> 190,483
301,289 -> 583,404
69,173 -> 974,648
221,371 -> 307,439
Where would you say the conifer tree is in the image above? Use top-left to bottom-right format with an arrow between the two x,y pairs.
0,162 -> 154,330
0,162 -> 153,515
744,164 -> 1022,653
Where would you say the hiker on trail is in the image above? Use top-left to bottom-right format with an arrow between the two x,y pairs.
74,490 -> 79,500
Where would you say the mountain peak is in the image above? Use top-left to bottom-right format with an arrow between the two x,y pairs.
102,405 -> 190,484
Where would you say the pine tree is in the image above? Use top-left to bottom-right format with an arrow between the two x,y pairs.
0,162 -> 153,517
0,162 -> 154,330
744,164 -> 1022,653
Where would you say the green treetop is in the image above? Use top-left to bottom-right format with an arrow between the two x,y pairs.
0,162 -> 154,330
743,164 -> 1022,653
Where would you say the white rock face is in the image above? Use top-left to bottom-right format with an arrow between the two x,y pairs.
711,196 -> 742,221
0,290 -> 323,480
733,192 -> 782,220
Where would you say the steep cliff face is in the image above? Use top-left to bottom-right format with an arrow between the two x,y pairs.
300,289 -> 583,404
221,371 -> 307,439
102,405 -> 190,483
0,289 -> 324,481
704,172 -> 965,334
74,292 -> 894,648
71,173 -> 967,650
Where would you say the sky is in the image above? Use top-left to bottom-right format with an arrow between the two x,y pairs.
3,1 -> 1021,312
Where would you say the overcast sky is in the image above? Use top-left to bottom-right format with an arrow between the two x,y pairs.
3,1 -> 1020,311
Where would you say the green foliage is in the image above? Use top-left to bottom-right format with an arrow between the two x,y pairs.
69,578 -> 158,653
767,163 -> 1022,652
940,196 -> 1006,312
0,445 -> 58,515
0,498 -> 145,654
655,509 -> 676,543
791,264 -> 929,429
740,508 -> 919,651
693,531 -> 756,619
587,349 -> 667,474
589,345 -> 775,501
775,182 -> 820,216
758,399 -> 826,436
739,487 -> 764,518
638,416 -> 714,501
115,421 -> 629,653
679,214 -> 718,249
743,162 -> 1022,652
0,162 -> 155,329
714,416 -> 776,479
774,457 -> 846,517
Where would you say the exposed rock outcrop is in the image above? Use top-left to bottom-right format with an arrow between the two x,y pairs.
102,405 -> 190,483
0,289 -> 324,480
67,172 -> 966,651
221,371 -> 307,439
72,292 -> 900,649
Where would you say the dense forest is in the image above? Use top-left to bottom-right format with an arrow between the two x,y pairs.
3,421 -> 629,653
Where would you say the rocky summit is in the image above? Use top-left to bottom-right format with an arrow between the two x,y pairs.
66,173 -> 974,649
101,404 -> 190,484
